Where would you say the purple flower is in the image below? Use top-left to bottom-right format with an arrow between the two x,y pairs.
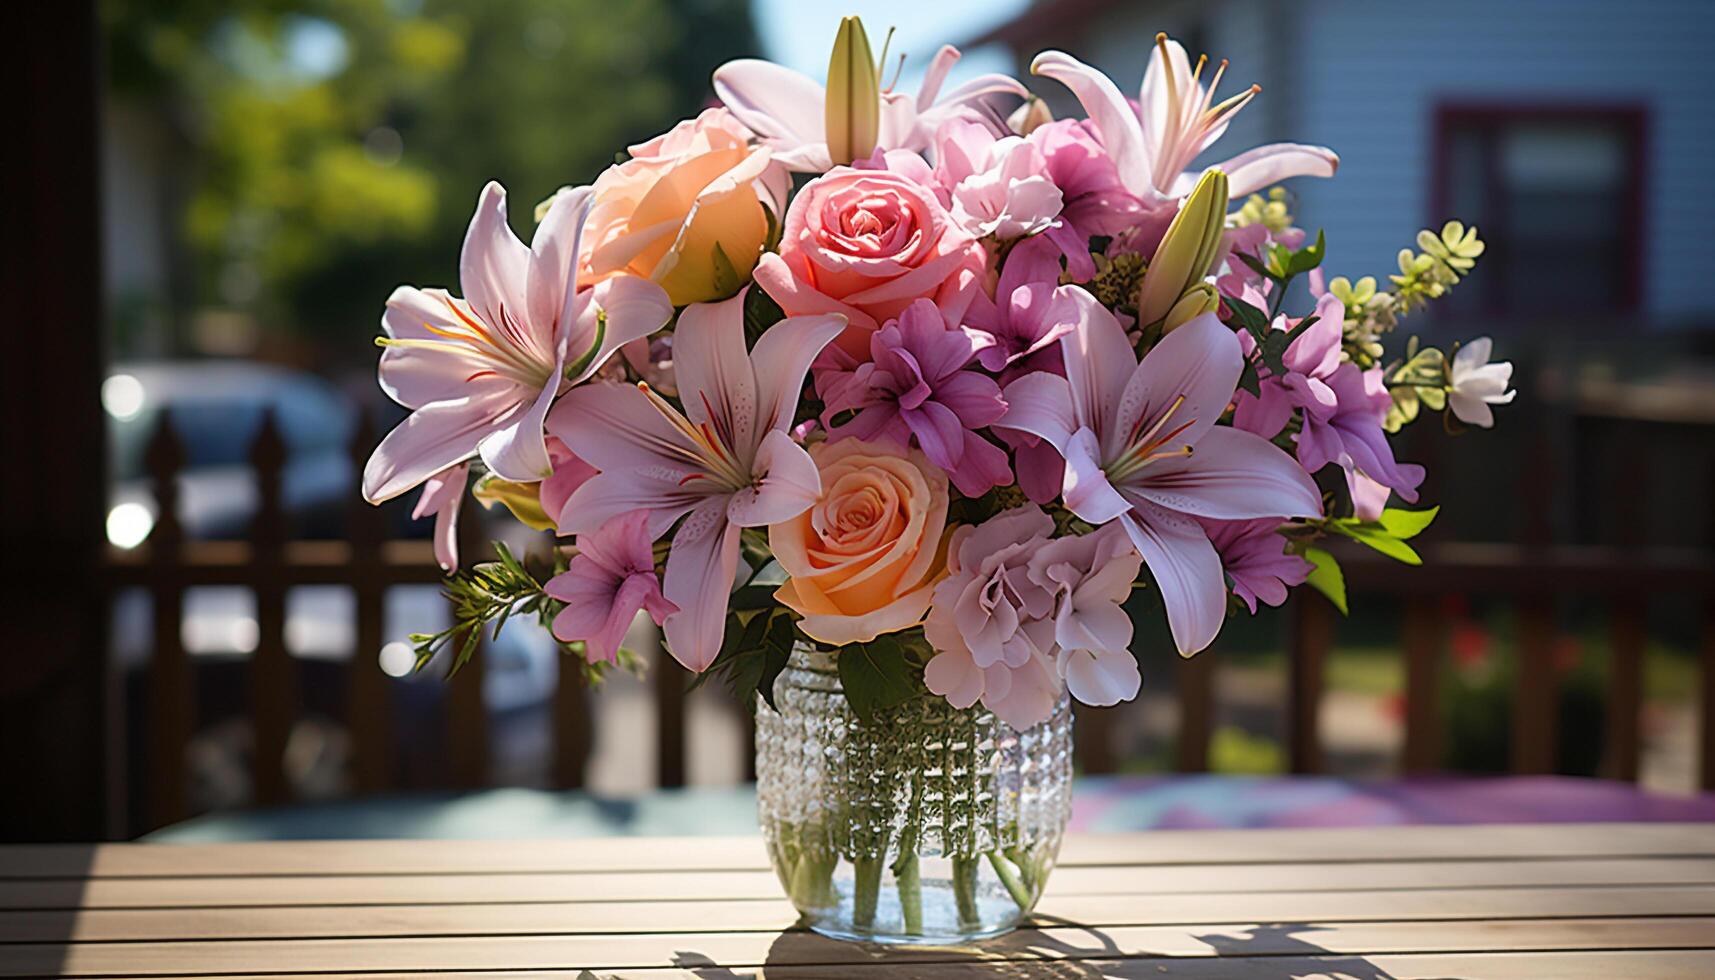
1200,517 -> 1312,613
817,297 -> 1014,497
1231,292 -> 1423,521
544,510 -> 678,665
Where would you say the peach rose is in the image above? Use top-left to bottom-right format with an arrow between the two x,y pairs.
753,163 -> 985,359
580,108 -> 785,307
769,438 -> 951,645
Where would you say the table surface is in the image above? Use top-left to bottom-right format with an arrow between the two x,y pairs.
3,822 -> 1713,978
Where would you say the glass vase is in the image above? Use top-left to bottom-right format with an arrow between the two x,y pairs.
754,644 -> 1073,944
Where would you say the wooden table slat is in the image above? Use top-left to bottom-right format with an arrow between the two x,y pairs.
7,822 -> 1712,879
5,916 -> 1714,976
7,856 -> 1715,910
5,824 -> 1712,978
3,885 -> 1714,944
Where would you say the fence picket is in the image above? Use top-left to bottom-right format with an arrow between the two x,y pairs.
1175,648 -> 1214,773
1401,597 -> 1444,773
144,412 -> 190,829
248,409 -> 294,806
345,413 -> 393,795
1288,592 -> 1333,774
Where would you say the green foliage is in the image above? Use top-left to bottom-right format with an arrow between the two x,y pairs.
1382,336 -> 1448,433
410,541 -> 553,674
837,633 -> 931,722
1318,506 -> 1440,566
1300,546 -> 1347,615
105,0 -> 759,354
742,281 -> 785,347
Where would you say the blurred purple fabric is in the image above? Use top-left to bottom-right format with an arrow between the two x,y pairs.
1070,775 -> 1715,831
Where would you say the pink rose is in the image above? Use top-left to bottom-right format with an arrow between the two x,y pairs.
754,165 -> 985,359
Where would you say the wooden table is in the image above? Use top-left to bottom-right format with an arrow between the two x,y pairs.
3,823 -> 1713,978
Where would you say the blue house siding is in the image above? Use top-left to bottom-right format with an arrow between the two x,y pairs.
1007,0 -> 1715,322
1288,0 -> 1715,321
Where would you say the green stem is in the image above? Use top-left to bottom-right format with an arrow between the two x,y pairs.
987,850 -> 1033,911
952,855 -> 981,927
891,837 -> 921,935
852,854 -> 884,928
1005,844 -> 1036,895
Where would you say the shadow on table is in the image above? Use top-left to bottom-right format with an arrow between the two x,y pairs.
660,918 -> 1461,979
7,843 -> 95,977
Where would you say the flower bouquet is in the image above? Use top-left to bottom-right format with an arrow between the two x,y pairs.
362,17 -> 1515,944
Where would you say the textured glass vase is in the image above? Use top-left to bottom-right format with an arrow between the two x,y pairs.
755,644 -> 1073,944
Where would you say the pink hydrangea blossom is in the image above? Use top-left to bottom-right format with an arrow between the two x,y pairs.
923,506 -> 1064,729
544,510 -> 678,665
1028,526 -> 1143,706
924,507 -> 1145,727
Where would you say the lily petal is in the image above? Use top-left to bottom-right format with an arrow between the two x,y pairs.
661,499 -> 743,671
1121,499 -> 1227,656
713,59 -> 825,144
727,428 -> 821,527
999,372 -> 1076,451
459,182 -> 533,338
1209,142 -> 1340,199
363,391 -> 512,504
1129,426 -> 1322,521
1031,51 -> 1149,198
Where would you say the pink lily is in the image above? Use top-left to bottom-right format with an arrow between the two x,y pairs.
545,292 -> 845,670
999,292 -> 1322,655
363,182 -> 672,505
713,45 -> 1027,173
412,463 -> 468,573
1031,35 -> 1337,203
545,510 -> 678,665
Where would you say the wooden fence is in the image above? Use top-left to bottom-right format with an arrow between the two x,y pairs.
107,408 -> 1715,836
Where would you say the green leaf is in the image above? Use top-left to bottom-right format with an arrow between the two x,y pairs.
1343,528 -> 1422,565
1224,293 -> 1271,333
742,284 -> 785,346
710,242 -> 741,300
1303,547 -> 1347,615
756,612 -> 797,711
1286,229 -> 1327,276
838,636 -> 924,722
1378,505 -> 1439,540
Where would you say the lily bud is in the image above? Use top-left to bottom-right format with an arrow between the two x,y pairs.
1006,96 -> 1053,136
1160,282 -> 1221,333
825,16 -> 880,166
472,475 -> 554,532
1137,168 -> 1229,328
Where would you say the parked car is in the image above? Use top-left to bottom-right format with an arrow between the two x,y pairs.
105,361 -> 560,812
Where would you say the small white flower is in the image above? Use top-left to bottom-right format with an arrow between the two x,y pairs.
1447,337 -> 1516,428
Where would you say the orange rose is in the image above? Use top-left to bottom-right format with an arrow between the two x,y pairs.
769,438 -> 950,645
580,108 -> 784,306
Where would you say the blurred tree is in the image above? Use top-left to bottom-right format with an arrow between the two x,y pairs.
105,0 -> 759,359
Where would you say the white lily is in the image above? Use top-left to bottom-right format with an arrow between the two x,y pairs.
1031,34 -> 1338,203
714,41 -> 1027,173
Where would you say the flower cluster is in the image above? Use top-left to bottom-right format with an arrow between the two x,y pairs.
370,19 -> 1516,730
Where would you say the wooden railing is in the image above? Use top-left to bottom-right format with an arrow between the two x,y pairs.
109,408 -> 1715,835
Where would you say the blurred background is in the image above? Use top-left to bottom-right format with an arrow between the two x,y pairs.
6,0 -> 1713,841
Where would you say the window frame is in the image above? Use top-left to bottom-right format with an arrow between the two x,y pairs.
1429,102 -> 1649,317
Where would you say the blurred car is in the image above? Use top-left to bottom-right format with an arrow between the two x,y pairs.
105,361 -> 560,807
104,360 -> 356,542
